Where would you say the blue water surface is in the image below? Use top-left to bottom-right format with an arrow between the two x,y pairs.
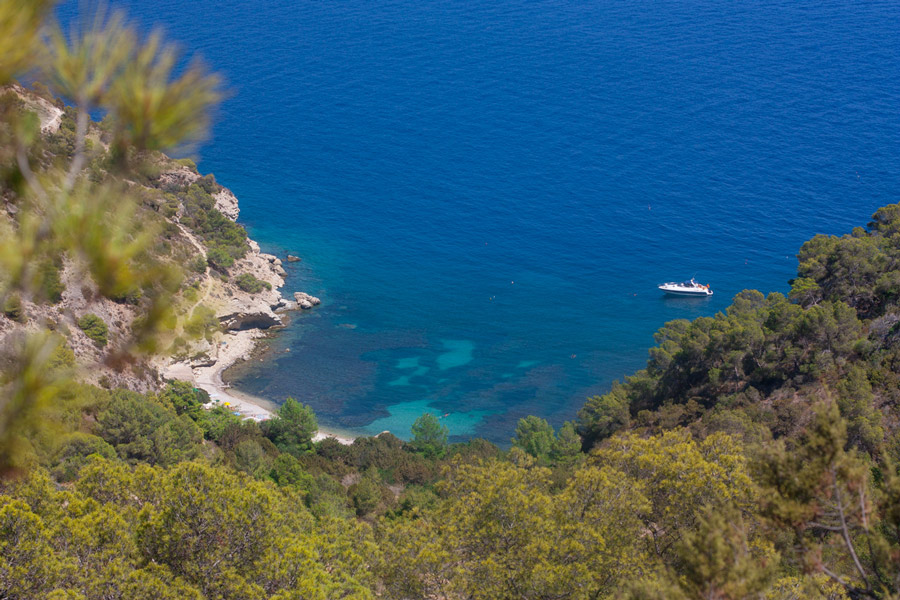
60,0 -> 900,443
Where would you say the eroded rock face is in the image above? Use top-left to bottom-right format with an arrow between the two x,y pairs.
190,353 -> 217,368
271,297 -> 291,310
158,165 -> 201,191
11,84 -> 63,133
220,311 -> 282,331
258,254 -> 286,276
214,188 -> 240,221
293,292 -> 321,310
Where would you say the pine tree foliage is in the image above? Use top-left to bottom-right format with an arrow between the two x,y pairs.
0,2 -> 220,475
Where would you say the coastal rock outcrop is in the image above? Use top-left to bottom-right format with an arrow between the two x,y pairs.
294,292 -> 321,310
220,311 -> 282,331
11,83 -> 63,133
286,254 -> 301,262
216,244 -> 288,330
189,353 -> 217,368
214,188 -> 240,221
158,164 -> 201,191
270,297 -> 290,310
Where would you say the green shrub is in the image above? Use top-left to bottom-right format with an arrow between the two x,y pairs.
88,162 -> 106,182
77,313 -> 109,346
410,413 -> 448,458
29,81 -> 57,104
188,254 -> 207,273
197,173 -> 218,194
163,194 -> 181,218
109,285 -> 142,305
234,273 -> 271,294
269,454 -> 314,490
48,343 -> 76,372
38,260 -> 64,304
96,389 -> 202,466
175,157 -> 198,172
261,398 -> 318,456
349,473 -> 383,517
51,432 -> 116,482
159,380 -> 209,419
179,182 -> 248,269
196,405 -> 243,442
3,294 -> 25,322
206,247 -> 234,271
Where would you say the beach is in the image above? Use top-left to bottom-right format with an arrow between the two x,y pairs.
163,329 -> 355,445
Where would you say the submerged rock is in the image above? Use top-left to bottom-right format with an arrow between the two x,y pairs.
286,254 -> 301,262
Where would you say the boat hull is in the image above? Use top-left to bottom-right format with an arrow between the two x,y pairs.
658,278 -> 713,297
660,288 -> 713,297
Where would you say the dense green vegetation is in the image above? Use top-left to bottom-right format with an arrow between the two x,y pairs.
1,294 -> 24,323
37,258 -> 64,304
576,207 -> 900,459
8,353 -> 896,598
11,202 -> 900,596
3,2 -> 900,599
180,176 -> 249,271
236,272 -> 273,293
76,313 -> 109,346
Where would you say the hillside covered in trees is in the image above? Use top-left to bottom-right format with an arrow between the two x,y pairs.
2,2 -> 900,599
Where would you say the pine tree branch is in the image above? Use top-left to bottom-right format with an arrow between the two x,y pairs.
64,99 -> 89,191
15,142 -> 46,203
833,474 -> 870,588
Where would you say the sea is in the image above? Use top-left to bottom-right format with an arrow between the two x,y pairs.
59,0 -> 900,444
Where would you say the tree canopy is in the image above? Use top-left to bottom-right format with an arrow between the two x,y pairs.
262,398 -> 318,456
410,413 -> 448,457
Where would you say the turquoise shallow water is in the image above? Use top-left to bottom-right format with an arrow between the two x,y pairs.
60,0 -> 900,444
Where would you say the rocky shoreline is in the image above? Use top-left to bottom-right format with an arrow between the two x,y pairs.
2,84 -> 354,443
156,169 -> 354,444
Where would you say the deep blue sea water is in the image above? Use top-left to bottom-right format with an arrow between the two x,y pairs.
61,0 -> 900,444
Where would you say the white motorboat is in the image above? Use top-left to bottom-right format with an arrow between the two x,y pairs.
658,278 -> 713,297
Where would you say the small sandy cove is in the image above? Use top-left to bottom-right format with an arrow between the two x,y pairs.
163,329 -> 354,444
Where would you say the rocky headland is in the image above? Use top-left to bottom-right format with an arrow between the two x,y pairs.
152,165 -> 329,425
0,84 -> 350,442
